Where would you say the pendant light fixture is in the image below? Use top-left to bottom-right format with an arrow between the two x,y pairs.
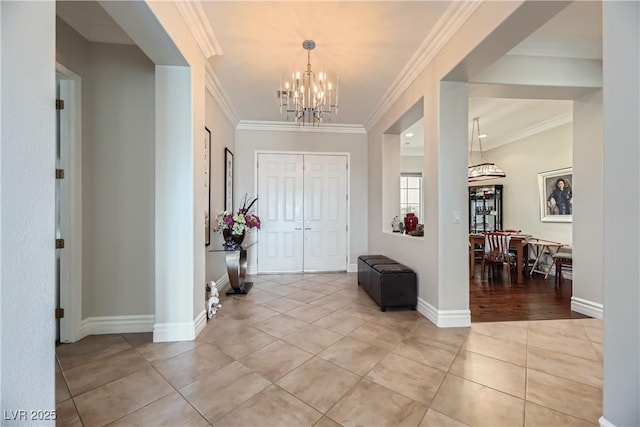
468,117 -> 506,182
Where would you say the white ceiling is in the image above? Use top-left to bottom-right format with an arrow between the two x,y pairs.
56,1 -> 602,146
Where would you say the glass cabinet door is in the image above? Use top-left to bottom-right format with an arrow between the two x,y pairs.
469,185 -> 503,233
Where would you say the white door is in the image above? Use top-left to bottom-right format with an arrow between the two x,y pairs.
257,153 -> 348,273
303,155 -> 347,271
257,154 -> 304,272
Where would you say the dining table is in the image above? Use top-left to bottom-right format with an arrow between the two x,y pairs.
469,233 -> 530,284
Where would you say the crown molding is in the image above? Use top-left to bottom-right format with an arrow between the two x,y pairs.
487,112 -> 573,150
173,0 -> 223,58
365,0 -> 482,131
236,120 -> 366,134
205,63 -> 239,126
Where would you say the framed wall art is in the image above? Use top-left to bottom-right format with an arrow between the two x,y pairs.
225,148 -> 234,212
539,167 -> 573,223
204,127 -> 211,246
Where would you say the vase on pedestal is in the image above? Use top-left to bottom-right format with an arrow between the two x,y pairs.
222,229 -> 245,249
404,213 -> 418,234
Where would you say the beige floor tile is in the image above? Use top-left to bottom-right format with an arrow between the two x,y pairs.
121,332 -> 153,348
199,315 -> 245,343
73,367 -> 173,427
327,378 -> 427,427
580,318 -> 603,329
229,305 -> 280,325
309,294 -> 353,310
135,340 -> 200,364
528,319 -> 590,341
106,391 -> 209,426
240,340 -> 313,382
313,311 -> 366,336
64,348 -> 149,396
450,350 -> 526,398
240,288 -> 280,305
524,402 -> 595,427
153,343 -> 233,389
462,331 -> 527,366
263,296 -> 308,314
277,357 -> 360,413
409,321 -> 470,348
56,398 -> 82,427
214,384 -> 323,427
592,342 -> 603,362
268,284 -> 305,297
430,374 -> 525,427
393,338 -> 459,372
215,295 -> 255,314
527,330 -> 599,361
420,409 -> 470,427
471,321 -> 528,344
314,416 -> 343,427
180,361 -> 270,422
527,345 -> 602,388
253,314 -> 309,338
366,353 -> 446,406
55,372 -> 71,403
213,325 -> 276,359
369,316 -> 418,336
318,336 -> 389,376
526,369 -> 602,424
56,335 -> 132,370
286,304 -> 333,322
584,326 -> 603,343
337,301 -> 381,321
348,322 -> 405,350
283,324 -> 343,354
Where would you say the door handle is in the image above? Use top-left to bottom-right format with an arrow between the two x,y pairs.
305,227 -> 312,230
294,227 -> 302,231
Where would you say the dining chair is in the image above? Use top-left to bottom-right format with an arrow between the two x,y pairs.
482,232 -> 517,285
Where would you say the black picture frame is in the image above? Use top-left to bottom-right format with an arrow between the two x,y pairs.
225,148 -> 234,212
205,127 -> 211,246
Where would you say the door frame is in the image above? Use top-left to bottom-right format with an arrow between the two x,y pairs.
56,62 -> 83,343
253,150 -> 351,274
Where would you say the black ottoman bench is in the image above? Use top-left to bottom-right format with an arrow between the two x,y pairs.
357,255 -> 417,311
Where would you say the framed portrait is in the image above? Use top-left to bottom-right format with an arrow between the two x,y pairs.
204,127 -> 211,246
224,148 -> 234,212
539,167 -> 573,223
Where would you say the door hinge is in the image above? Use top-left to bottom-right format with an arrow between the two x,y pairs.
56,169 -> 65,179
55,308 -> 65,319
346,225 -> 348,231
346,163 -> 349,170
56,238 -> 65,249
56,99 -> 65,110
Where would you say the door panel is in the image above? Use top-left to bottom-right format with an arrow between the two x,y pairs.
257,154 -> 304,272
303,155 -> 347,271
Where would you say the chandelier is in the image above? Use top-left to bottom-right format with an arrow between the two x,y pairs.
279,40 -> 339,126
468,117 -> 506,182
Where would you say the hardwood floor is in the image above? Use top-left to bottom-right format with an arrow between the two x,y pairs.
469,266 -> 589,323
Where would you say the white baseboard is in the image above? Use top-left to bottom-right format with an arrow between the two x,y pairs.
153,319 -> 199,343
571,297 -> 604,319
347,263 -> 357,273
599,416 -> 615,427
194,309 -> 207,338
417,297 -> 471,327
80,315 -> 154,337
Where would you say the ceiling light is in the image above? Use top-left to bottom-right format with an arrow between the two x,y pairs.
279,40 -> 339,126
405,132 -> 414,137
468,117 -> 505,182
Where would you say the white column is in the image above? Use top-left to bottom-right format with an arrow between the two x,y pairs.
602,1 -> 640,425
154,65 -> 196,342
1,1 -> 56,421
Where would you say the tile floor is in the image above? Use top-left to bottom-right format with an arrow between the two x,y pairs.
56,273 -> 603,427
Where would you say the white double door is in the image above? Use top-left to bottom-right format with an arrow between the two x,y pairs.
257,153 -> 348,273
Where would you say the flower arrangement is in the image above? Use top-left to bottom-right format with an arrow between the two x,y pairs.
214,195 -> 261,236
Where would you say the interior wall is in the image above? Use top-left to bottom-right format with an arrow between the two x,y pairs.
56,20 -> 156,319
401,156 -> 423,174
1,0 -> 56,419
234,129 -> 368,271
481,123 -> 573,245
205,90 -> 236,285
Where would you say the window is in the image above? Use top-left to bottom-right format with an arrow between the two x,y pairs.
400,173 -> 422,220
